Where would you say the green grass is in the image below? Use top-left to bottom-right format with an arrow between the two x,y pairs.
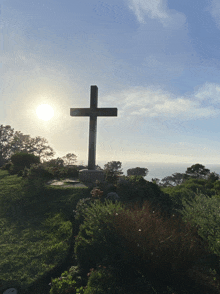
0,170 -> 91,293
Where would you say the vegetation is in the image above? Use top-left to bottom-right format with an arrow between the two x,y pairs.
127,167 -> 148,177
0,125 -> 55,165
1,159 -> 220,293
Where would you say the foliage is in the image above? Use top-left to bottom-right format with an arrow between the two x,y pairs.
177,191 -> 220,257
74,199 -> 127,274
206,172 -> 220,183
103,161 -> 123,184
61,153 -> 77,166
0,125 -> 55,165
84,267 -> 121,294
49,267 -> 85,294
160,173 -> 186,187
9,152 -> 40,175
185,163 -> 210,180
116,175 -> 176,217
161,178 -> 218,211
1,161 -> 13,171
127,167 -> 148,177
0,124 -> 15,166
43,157 -> 65,167
0,169 -> 91,293
110,200 -> 217,292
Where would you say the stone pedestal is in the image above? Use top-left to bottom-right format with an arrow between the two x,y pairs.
79,169 -> 105,183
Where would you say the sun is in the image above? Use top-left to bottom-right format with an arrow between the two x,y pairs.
36,104 -> 54,121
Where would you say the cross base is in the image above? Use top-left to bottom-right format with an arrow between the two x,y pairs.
79,169 -> 105,183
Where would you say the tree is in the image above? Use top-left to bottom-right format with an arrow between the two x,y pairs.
151,178 -> 160,185
95,165 -> 103,170
0,125 -> 15,166
127,167 -> 148,177
161,173 -> 186,187
10,132 -> 55,162
184,164 -> 210,180
43,157 -> 64,167
103,161 -> 123,176
61,153 -> 77,166
160,176 -> 175,187
0,125 -> 55,165
206,172 -> 220,183
103,161 -> 123,184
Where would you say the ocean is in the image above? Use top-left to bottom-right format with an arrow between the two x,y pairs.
97,161 -> 220,181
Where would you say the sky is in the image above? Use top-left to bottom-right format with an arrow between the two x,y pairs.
1,0 -> 220,170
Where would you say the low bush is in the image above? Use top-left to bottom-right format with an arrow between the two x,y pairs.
49,266 -> 85,294
84,267 -> 122,294
9,152 -> 40,175
116,175 -> 176,217
109,199 -> 218,292
74,199 -> 129,275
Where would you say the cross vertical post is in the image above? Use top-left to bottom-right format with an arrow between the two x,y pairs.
88,86 -> 98,170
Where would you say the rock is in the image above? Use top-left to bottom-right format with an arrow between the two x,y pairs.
106,192 -> 120,201
3,289 -> 17,294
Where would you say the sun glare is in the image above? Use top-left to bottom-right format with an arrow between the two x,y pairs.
36,104 -> 54,121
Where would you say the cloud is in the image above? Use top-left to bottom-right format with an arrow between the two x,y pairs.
104,83 -> 220,123
127,0 -> 186,28
207,0 -> 220,29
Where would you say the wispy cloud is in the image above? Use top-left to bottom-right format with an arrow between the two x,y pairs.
127,0 -> 186,28
105,83 -> 220,122
207,0 -> 220,29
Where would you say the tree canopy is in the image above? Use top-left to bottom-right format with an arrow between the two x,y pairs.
61,153 -> 77,166
127,167 -> 148,177
103,161 -> 123,176
184,163 -> 210,180
0,125 -> 55,166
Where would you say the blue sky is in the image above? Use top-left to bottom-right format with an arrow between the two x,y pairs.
1,0 -> 220,167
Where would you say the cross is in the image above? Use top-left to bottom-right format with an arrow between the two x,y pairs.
70,85 -> 117,170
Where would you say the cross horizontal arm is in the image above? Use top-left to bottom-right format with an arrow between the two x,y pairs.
70,108 -> 117,117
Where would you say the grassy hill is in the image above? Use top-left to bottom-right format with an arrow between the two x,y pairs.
1,168 -> 220,294
0,169 -> 91,293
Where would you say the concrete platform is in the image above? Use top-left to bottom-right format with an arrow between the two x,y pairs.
46,178 -> 91,188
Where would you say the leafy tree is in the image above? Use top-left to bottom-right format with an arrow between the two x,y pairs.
103,161 -> 123,184
0,125 -> 15,166
95,164 -> 103,170
61,153 -> 77,166
103,161 -> 123,176
206,172 -> 220,183
127,167 -> 148,177
43,157 -> 64,167
0,125 -> 55,165
161,173 -> 186,187
151,178 -> 161,185
10,131 -> 55,162
184,163 -> 210,180
160,176 -> 175,187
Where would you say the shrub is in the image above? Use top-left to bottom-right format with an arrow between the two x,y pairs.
1,161 -> 13,171
9,152 -> 40,175
64,166 -> 79,178
21,163 -> 53,196
74,199 -> 129,275
116,175 -> 176,217
109,200 -> 215,291
49,267 -> 85,294
84,267 -> 122,294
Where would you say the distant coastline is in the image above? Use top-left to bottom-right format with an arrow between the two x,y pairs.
97,161 -> 220,181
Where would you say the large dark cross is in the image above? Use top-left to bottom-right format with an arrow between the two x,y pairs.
70,85 -> 117,170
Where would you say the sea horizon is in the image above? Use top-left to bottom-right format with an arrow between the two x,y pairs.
96,161 -> 220,181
